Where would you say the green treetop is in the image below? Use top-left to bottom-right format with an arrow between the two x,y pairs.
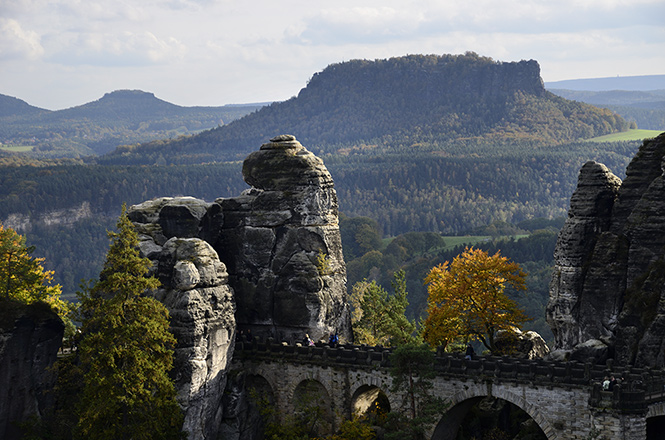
350,270 -> 417,346
76,205 -> 184,440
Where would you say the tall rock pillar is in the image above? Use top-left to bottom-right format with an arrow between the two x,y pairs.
209,135 -> 351,343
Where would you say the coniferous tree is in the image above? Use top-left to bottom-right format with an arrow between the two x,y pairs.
76,206 -> 184,440
350,270 -> 417,346
383,343 -> 447,440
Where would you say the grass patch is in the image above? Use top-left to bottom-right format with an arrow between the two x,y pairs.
586,129 -> 664,143
0,144 -> 35,152
442,235 -> 492,249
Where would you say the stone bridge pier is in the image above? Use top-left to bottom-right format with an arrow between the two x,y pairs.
232,339 -> 665,440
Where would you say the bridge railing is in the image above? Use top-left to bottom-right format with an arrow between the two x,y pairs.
233,337 -> 665,410
234,337 -> 394,367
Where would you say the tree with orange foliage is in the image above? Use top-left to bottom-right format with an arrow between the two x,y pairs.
0,222 -> 68,318
422,247 -> 529,353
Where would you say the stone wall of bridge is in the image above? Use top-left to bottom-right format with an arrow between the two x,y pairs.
231,339 -> 665,439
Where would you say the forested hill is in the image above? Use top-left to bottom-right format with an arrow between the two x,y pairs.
101,53 -> 629,165
0,94 -> 47,118
0,90 -> 264,157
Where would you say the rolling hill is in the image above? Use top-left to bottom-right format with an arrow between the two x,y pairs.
546,89 -> 665,130
0,90 -> 265,157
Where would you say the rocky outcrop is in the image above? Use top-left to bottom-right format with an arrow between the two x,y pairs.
127,135 -> 351,439
129,201 -> 235,440
494,329 -> 550,359
211,135 -> 350,343
3,202 -> 94,233
547,132 -> 665,366
0,301 -> 63,440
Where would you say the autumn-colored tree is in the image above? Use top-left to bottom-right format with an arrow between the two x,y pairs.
350,270 -> 417,346
422,247 -> 529,353
0,222 -> 69,318
76,206 -> 184,440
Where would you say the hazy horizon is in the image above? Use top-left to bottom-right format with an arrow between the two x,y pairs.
2,0 -> 663,111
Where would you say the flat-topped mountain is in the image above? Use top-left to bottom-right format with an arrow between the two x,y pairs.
101,53 -> 629,165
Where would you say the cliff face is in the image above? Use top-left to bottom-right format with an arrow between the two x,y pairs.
128,135 -> 351,439
0,302 -> 63,440
547,132 -> 665,366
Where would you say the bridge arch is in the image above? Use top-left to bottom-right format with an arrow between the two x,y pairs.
431,383 -> 555,440
241,374 -> 275,439
351,384 -> 391,416
647,402 -> 665,440
291,378 -> 334,436
245,373 -> 275,404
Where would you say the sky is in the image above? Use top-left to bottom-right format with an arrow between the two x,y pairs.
1,0 -> 664,110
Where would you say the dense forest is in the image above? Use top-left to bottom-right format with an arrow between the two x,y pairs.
340,215 -> 563,343
2,136 -> 639,306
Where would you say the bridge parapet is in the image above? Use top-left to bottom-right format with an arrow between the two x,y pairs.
234,337 -> 665,412
234,338 -> 392,369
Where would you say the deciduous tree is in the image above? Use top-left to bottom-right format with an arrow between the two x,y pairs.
0,222 -> 68,318
422,247 -> 529,352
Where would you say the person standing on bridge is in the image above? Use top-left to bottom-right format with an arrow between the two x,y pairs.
465,343 -> 475,360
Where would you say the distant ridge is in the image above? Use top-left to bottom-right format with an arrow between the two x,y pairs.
0,90 -> 265,156
0,94 -> 48,118
545,74 -> 665,91
101,53 -> 630,165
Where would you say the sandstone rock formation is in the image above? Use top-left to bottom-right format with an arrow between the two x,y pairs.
0,302 -> 63,440
494,329 -> 550,359
547,132 -> 665,366
213,134 -> 350,343
127,135 -> 351,439
128,198 -> 236,440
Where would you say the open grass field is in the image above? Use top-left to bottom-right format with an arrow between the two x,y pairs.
0,144 -> 35,152
586,129 -> 664,143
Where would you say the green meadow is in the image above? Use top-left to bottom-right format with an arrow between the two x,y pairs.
586,129 -> 664,143
0,144 -> 35,152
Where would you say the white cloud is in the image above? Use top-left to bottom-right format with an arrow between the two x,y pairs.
0,18 -> 44,60
45,31 -> 186,66
1,0 -> 663,109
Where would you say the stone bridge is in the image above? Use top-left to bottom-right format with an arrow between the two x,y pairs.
232,338 -> 665,440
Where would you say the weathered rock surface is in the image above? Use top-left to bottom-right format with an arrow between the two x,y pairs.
547,132 -> 665,366
128,200 -> 236,440
127,135 -> 351,438
0,302 -> 63,440
214,135 -> 350,343
494,329 -> 550,359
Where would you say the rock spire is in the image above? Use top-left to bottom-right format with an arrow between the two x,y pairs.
547,132 -> 665,366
